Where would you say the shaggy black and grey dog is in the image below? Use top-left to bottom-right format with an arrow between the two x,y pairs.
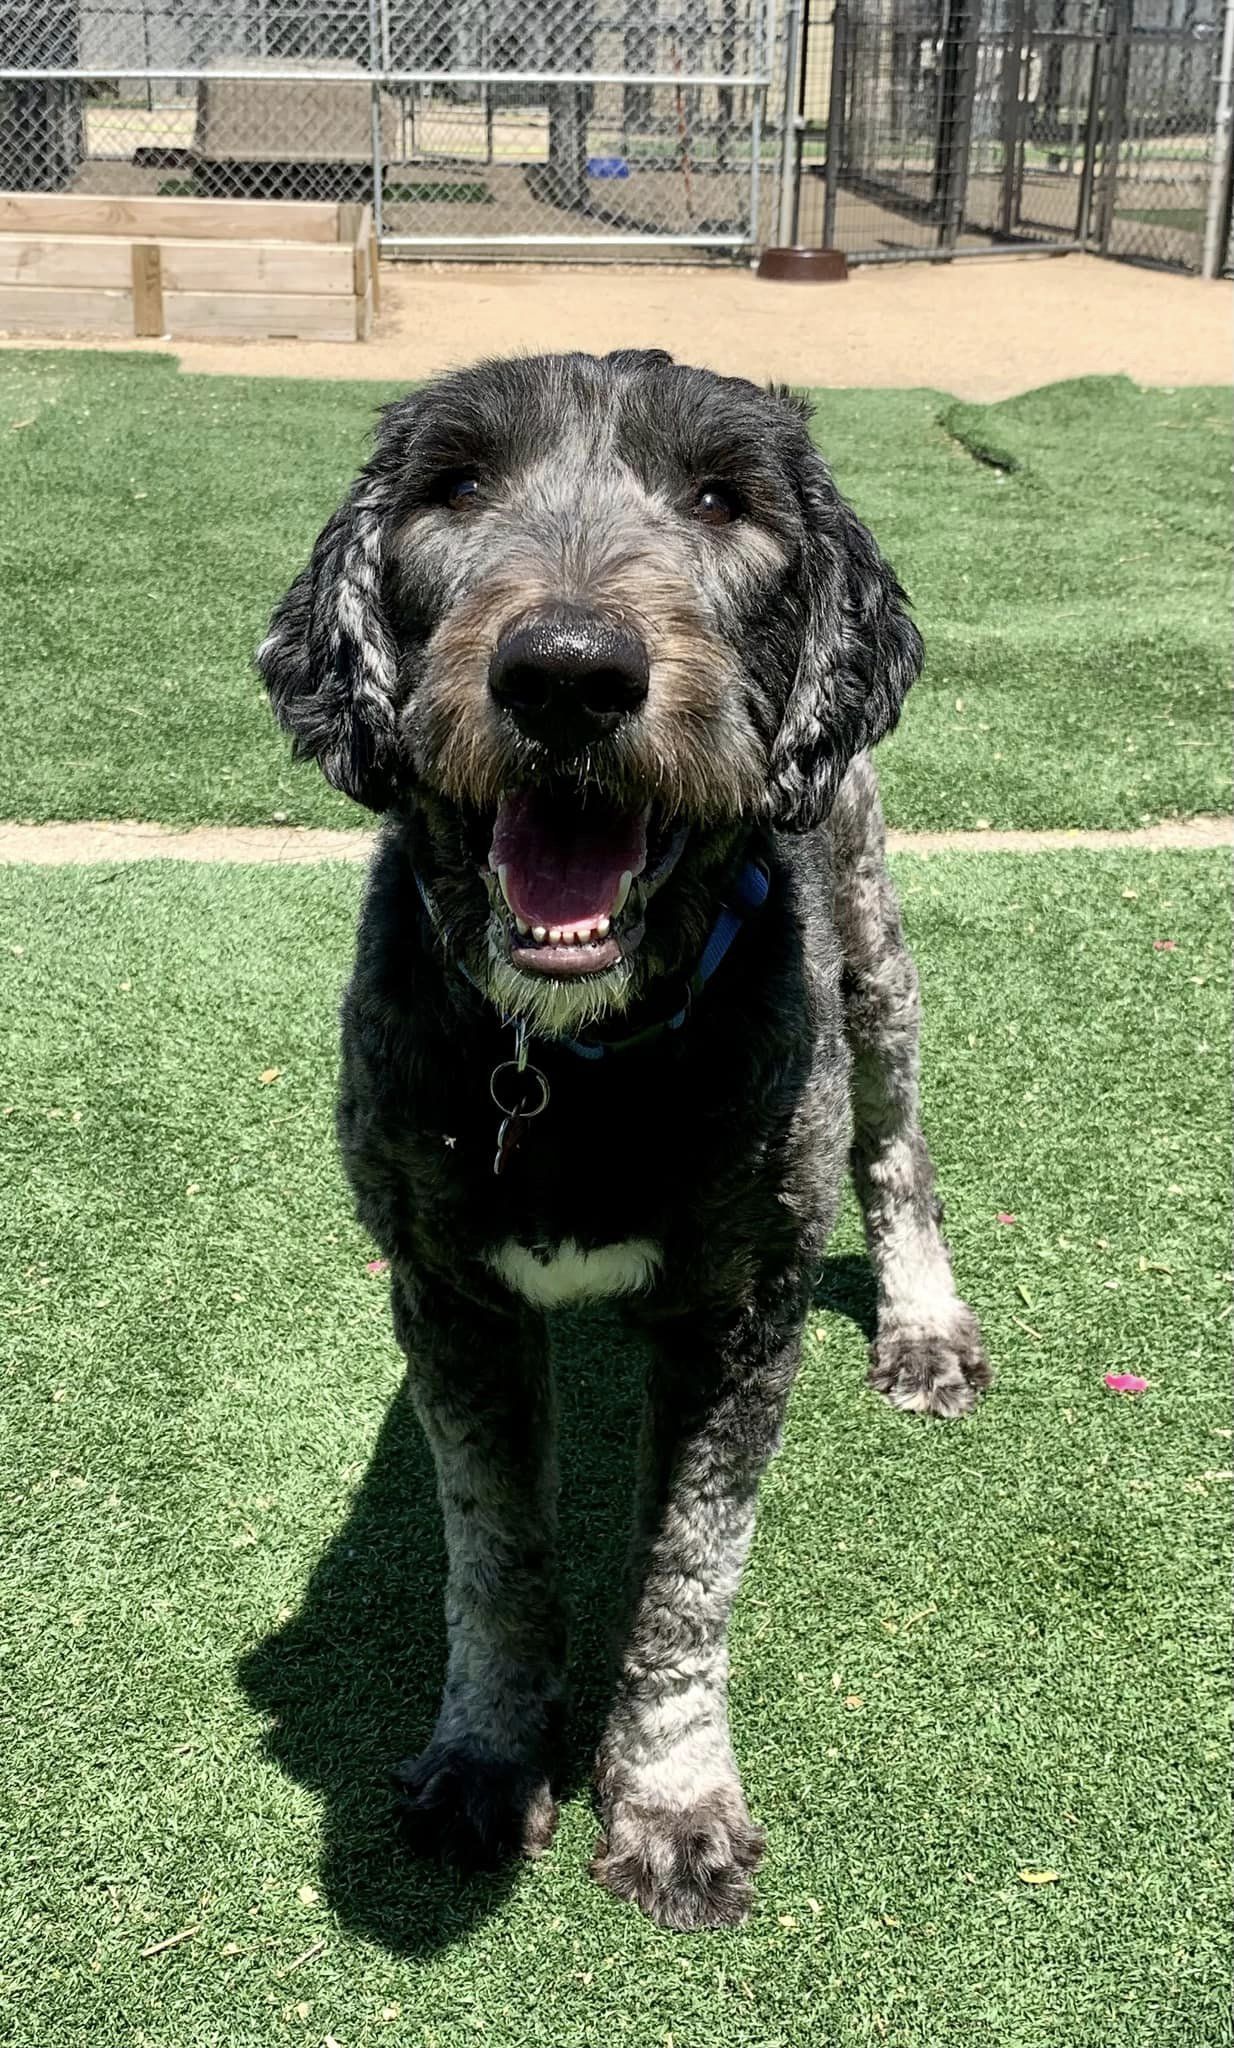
257,349 -> 990,1931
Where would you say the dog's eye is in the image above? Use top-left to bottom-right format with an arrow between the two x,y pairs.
442,474 -> 481,510
693,482 -> 740,528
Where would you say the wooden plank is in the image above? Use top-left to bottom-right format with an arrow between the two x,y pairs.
340,201 -> 378,318
157,238 -> 353,296
0,231 -> 352,297
356,280 -> 374,342
0,285 -> 133,335
0,233 -> 131,288
162,290 -> 360,341
352,231 -> 369,304
0,192 -> 340,243
131,243 -> 164,337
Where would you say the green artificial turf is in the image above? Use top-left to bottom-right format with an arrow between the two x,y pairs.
2,849 -> 1229,2046
0,353 -> 1228,833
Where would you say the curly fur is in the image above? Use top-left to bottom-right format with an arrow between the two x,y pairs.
256,350 -> 990,1931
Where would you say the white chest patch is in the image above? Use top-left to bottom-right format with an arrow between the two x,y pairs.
487,1237 -> 662,1310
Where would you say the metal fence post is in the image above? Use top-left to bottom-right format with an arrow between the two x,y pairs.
1075,4 -> 1108,246
776,0 -> 806,243
822,0 -> 848,247
998,0 -> 1030,237
938,0 -> 982,249
788,0 -> 813,239
1095,0 -> 1131,253
367,0 -> 384,243
1202,0 -> 1234,275
750,0 -> 770,247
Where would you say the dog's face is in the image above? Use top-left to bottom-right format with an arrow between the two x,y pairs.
258,350 -> 922,1034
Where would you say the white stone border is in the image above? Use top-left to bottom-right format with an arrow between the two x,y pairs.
0,816 -> 1230,866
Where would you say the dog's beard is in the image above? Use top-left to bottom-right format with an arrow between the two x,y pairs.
483,949 -> 635,1037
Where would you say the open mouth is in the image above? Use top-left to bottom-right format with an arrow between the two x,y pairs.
485,789 -> 686,978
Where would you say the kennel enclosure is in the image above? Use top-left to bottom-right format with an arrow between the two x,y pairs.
0,0 -> 1230,272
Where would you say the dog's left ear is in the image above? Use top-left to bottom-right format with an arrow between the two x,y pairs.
767,447 -> 923,833
256,465 -> 404,814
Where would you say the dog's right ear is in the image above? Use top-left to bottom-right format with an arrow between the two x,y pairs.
256,470 -> 403,813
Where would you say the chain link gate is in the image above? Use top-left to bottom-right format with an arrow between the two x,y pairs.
375,0 -> 781,252
1093,0 -> 1230,267
790,0 -> 1230,268
0,0 -> 784,255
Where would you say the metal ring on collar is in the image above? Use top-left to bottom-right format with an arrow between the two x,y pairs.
489,1061 -> 550,1119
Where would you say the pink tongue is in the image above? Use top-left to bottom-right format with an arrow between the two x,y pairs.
490,791 -> 648,928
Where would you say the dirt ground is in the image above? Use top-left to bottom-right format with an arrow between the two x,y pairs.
2,252 -> 1229,397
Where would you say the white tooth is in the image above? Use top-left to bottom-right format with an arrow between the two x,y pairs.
596,916 -> 610,938
548,927 -> 563,945
532,926 -> 548,944
516,918 -> 530,936
497,864 -> 514,911
612,871 -> 633,917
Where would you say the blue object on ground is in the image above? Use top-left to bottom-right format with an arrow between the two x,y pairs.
587,156 -> 630,178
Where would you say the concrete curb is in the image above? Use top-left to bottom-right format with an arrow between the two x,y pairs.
0,816 -> 1230,866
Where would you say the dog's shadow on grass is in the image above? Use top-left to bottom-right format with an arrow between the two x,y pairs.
811,1250 -> 878,1340
237,1255 -> 874,1957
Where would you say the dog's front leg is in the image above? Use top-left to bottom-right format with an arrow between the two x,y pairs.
592,1297 -> 803,1929
390,1269 -> 564,1867
833,755 -> 992,1416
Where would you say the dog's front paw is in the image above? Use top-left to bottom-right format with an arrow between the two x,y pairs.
868,1300 -> 992,1417
393,1745 -> 557,1869
591,1785 -> 764,1930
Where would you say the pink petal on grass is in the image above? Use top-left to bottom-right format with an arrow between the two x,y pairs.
365,1258 -> 389,1277
1152,940 -> 1177,953
1104,1373 -> 1148,1395
996,1212 -> 1017,1226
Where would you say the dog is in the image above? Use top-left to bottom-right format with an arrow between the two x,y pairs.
257,349 -> 990,1932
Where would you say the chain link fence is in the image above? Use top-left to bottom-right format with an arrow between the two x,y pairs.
793,0 -> 1231,269
0,1 -> 786,251
0,0 -> 1229,267
378,1 -> 781,252
1,5 -> 402,207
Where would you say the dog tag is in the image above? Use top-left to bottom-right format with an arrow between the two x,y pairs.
493,1110 -> 524,1176
489,1056 -> 549,1178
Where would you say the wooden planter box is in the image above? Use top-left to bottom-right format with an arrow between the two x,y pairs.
0,194 -> 378,342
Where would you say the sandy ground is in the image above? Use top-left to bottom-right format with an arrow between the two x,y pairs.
2,253 -> 1230,397
2,818 -> 1228,866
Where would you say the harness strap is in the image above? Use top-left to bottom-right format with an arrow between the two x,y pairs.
690,857 -> 771,994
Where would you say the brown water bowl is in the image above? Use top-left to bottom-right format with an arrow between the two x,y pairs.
757,246 -> 849,283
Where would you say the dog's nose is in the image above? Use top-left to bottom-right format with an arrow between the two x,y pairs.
488,610 -> 650,749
